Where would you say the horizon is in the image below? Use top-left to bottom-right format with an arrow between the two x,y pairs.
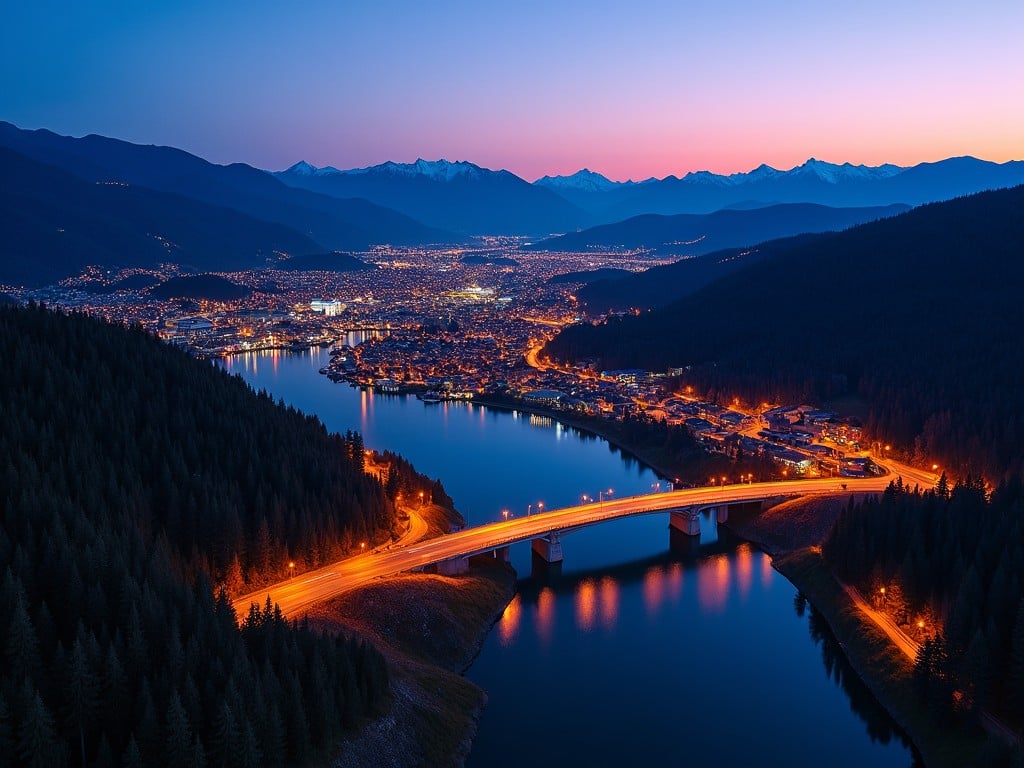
2,2 -> 1022,181
5,118 -> 1021,184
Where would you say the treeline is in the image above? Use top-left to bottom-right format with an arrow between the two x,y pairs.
0,303 -> 437,765
0,507 -> 387,767
379,450 -> 455,511
545,185 -> 1024,481
0,302 -> 402,592
824,478 -> 1024,739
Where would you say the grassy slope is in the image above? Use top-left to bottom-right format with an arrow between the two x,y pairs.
306,559 -> 516,768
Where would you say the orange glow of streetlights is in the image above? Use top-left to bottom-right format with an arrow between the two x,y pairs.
932,464 -> 939,471
419,490 -> 425,507
360,541 -> 366,552
288,561 -> 295,578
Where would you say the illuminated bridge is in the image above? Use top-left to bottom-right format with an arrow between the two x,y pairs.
235,475 -> 897,618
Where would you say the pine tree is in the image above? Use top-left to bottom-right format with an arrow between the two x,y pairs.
63,637 -> 99,767
16,685 -> 64,768
0,693 -> 13,768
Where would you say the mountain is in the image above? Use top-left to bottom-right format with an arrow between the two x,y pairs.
0,122 -> 455,250
0,147 -> 323,287
275,251 -> 375,272
528,202 -> 908,257
273,159 -> 589,236
545,185 -> 1024,479
546,267 -> 633,285
148,274 -> 252,301
533,169 -> 638,210
547,157 -> 1024,219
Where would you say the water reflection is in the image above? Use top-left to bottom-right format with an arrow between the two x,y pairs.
736,542 -> 753,601
802,602 -> 922,764
575,578 -> 597,631
535,587 -> 555,646
497,594 -> 521,647
598,576 -> 618,630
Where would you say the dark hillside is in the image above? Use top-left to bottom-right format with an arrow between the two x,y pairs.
0,304 -> 460,765
546,186 -> 1024,479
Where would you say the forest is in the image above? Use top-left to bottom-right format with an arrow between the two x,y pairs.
0,303 -> 448,766
545,185 -> 1024,481
824,478 -> 1024,750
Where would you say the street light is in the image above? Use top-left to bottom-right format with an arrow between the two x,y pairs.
288,561 -> 295,578
502,509 -> 509,522
360,542 -> 366,553
419,490 -> 425,507
537,501 -> 544,514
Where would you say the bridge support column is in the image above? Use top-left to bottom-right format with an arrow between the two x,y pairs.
494,546 -> 511,563
437,556 -> 469,576
669,509 -> 701,536
716,505 -> 729,524
531,533 -> 563,563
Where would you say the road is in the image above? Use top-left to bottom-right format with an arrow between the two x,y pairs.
234,474 -> 894,619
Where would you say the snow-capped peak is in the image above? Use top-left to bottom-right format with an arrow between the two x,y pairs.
534,169 -> 629,191
280,161 -> 342,177
284,160 -> 318,176
340,158 -> 484,181
791,158 -> 904,183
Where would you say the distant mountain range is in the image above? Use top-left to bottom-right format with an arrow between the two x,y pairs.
274,153 -> 1023,238
532,157 -> 1024,219
273,158 -> 588,236
2,120 -> 1022,286
528,202 -> 908,256
0,147 -> 322,286
0,122 -> 453,243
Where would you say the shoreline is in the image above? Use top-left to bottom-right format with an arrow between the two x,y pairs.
469,394 -> 682,481
725,498 -> 984,767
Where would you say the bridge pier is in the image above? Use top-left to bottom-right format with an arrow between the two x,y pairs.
494,545 -> 511,563
531,533 -> 563,563
669,509 -> 702,536
437,556 -> 469,576
716,505 -> 729,524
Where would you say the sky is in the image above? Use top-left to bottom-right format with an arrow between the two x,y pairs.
2,0 -> 1022,181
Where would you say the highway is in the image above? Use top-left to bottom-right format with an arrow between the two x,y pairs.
234,472 -> 905,618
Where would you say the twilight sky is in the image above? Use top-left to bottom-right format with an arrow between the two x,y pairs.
2,0 -> 1022,181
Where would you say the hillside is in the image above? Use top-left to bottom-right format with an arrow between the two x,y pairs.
0,122 -> 456,251
275,252 -> 375,272
0,304 -> 454,766
148,274 -> 253,301
0,148 -> 322,287
527,202 -> 908,256
545,186 -> 1024,479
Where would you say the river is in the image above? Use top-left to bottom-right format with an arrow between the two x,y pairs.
220,347 -> 917,767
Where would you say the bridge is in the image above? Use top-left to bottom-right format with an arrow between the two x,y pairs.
234,474 -> 899,618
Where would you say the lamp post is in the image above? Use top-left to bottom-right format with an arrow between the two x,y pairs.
502,509 -> 509,522
288,561 -> 295,579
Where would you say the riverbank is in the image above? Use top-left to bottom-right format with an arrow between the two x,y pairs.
471,393 -> 745,486
307,558 -> 516,768
725,497 -> 987,767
